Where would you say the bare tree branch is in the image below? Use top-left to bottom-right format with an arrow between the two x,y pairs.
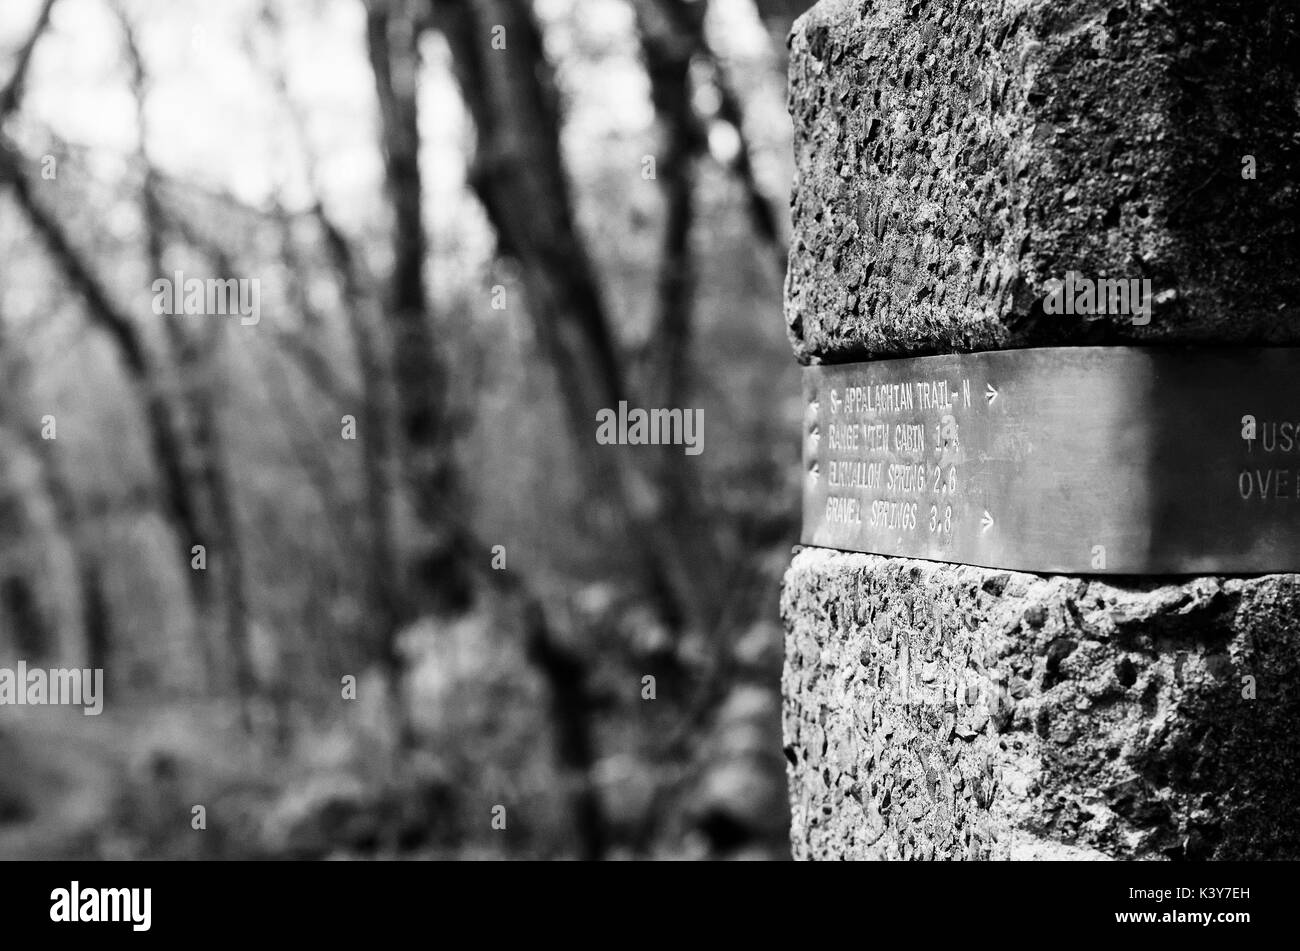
116,4 -> 254,704
0,0 -> 57,120
646,0 -> 787,275
257,0 -> 405,661
0,132 -> 233,707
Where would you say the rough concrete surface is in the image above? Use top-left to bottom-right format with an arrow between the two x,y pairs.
785,0 -> 1300,364
783,549 -> 1300,859
781,0 -> 1300,859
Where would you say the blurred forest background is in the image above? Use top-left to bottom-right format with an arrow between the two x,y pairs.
0,0 -> 805,859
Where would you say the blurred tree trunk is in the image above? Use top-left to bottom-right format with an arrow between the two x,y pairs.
365,0 -> 473,626
455,528 -> 607,860
119,10 -> 257,722
364,0 -> 475,757
366,0 -> 614,854
0,140 -> 219,689
434,0 -> 726,638
632,0 -> 786,725
316,211 -> 404,664
631,0 -> 704,413
0,309 -> 101,670
255,0 -> 405,677
638,0 -> 786,281
631,0 -> 728,646
0,0 -> 126,681
519,596 -> 606,860
189,323 -> 257,716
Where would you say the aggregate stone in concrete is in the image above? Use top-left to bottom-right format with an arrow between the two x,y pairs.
782,549 -> 1300,860
784,0 -> 1300,364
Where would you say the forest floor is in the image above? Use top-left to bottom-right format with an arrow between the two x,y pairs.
0,694 -> 460,860
0,672 -> 791,860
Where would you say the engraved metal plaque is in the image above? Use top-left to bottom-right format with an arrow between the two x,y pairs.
802,347 -> 1300,574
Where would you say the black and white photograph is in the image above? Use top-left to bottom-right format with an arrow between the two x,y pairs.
0,0 -> 1294,935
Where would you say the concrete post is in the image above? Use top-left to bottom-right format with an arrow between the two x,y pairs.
781,0 -> 1300,860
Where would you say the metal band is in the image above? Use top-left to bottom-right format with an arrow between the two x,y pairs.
802,347 -> 1300,574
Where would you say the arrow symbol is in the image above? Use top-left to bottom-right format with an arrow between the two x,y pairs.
981,510 -> 995,533
985,383 -> 999,405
